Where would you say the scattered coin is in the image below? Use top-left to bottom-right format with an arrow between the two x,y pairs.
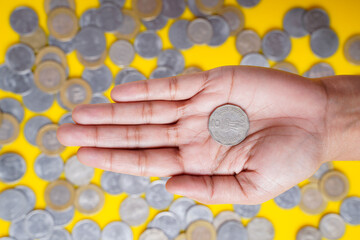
247,217 -> 274,240
213,210 -> 241,230
0,188 -> 28,221
79,8 -> 99,28
20,27 -> 47,53
44,0 -> 76,13
186,204 -> 213,227
319,213 -> 345,240
114,10 -> 141,40
283,8 -> 308,38
60,78 -> 92,110
340,196 -> 360,225
182,66 -> 203,75
99,0 -> 125,7
236,0 -> 261,8
146,180 -> 174,210
96,2 -> 123,33
139,228 -> 168,240
64,155 -> 95,186
23,85 -> 55,113
91,94 -> 110,104
24,209 -> 55,239
9,217 -> 30,239
0,152 -> 26,183
233,204 -> 261,218
217,220 -> 247,240
10,7 -> 39,36
187,18 -> 214,45
15,185 -> 36,215
319,170 -> 349,201
109,40 -> 135,66
119,196 -> 150,226
274,185 -> 301,209
102,221 -> 133,240
6,43 -> 35,74
0,114 -> 20,145
48,7 -> 78,41
36,124 -> 65,156
186,220 -> 216,240
188,0 -> 207,17
196,0 -> 224,15
296,226 -> 321,240
77,50 -> 107,69
142,14 -> 168,31
344,34 -> 360,65
272,61 -> 298,74
262,30 -> 291,61
236,29 -> 261,55
34,154 -> 64,181
24,115 -> 52,146
101,171 -> 123,195
150,211 -> 181,239
162,0 -> 186,19
0,99 -> 23,124
175,233 -> 186,240
82,65 -> 113,93
169,20 -> 194,50
34,61 -> 66,93
310,28 -> 339,58
45,179 -> 75,211
207,15 -> 230,46
74,184 -> 105,215
75,26 -> 106,60
306,62 -> 335,78
170,197 -> 196,230
218,6 -> 245,36
49,35 -> 76,54
303,8 -> 330,33
46,206 -> 75,227
59,112 -> 75,125
157,49 -> 185,75
150,66 -> 176,79
299,183 -> 327,215
115,68 -> 147,85
36,46 -> 68,69
310,162 -> 333,182
49,228 -> 72,240
134,31 -> 163,59
133,0 -> 162,21
119,174 -> 150,195
240,53 -> 269,67
72,219 -> 101,240
0,65 -> 33,95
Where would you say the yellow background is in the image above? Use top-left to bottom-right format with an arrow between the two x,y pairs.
1,0 -> 360,239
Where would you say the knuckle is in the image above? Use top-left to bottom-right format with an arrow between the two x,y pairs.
169,76 -> 179,100
141,102 -> 153,123
137,151 -> 147,176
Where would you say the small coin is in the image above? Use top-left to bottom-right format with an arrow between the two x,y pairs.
140,229 -> 168,240
119,174 -> 150,195
115,68 -> 147,85
24,210 -> 54,239
6,43 -> 35,74
82,65 -> 113,93
65,155 -> 95,186
162,0 -> 186,18
10,7 -> 39,36
310,28 -> 339,58
74,184 -> 105,215
206,15 -> 230,47
36,46 -> 68,69
45,179 -> 75,211
218,6 -> 245,36
77,50 -> 107,69
49,228 -> 72,240
59,112 -> 75,125
72,219 -> 101,240
236,29 -> 261,55
0,114 -> 20,145
262,30 -> 291,61
195,0 -> 224,15
109,40 -> 135,66
48,7 -> 78,41
15,185 -> 36,215
9,217 -> 30,239
34,154 -> 64,181
309,162 -> 333,182
75,26 -> 106,60
236,0 -> 261,8
0,188 -> 28,221
114,10 -> 141,40
96,2 -> 123,33
283,8 -> 308,38
102,221 -> 133,240
272,61 -> 298,74
169,197 -> 196,230
296,226 -> 321,240
101,171 -> 123,195
319,213 -> 345,240
150,211 -> 181,239
20,27 -> 47,53
208,104 -> 250,146
187,18 -> 214,45
60,78 -> 93,110
240,53 -> 269,67
217,220 -> 247,240
182,66 -> 203,75
274,185 -> 301,209
119,196 -> 150,226
36,124 -> 65,156
319,170 -> 349,201
91,94 -> 110,104
233,204 -> 261,218
186,220 -> 216,240
46,206 -> 75,227
142,14 -> 168,31
44,0 -> 76,13
247,217 -> 274,240
150,66 -> 176,79
0,66 -> 33,95
24,115 -> 52,146
49,35 -> 76,54
340,196 -> 360,225
134,31 -> 163,59
22,85 -> 55,113
344,35 -> 360,65
185,204 -> 213,227
303,8 -> 330,33
213,211 -> 241,230
146,180 -> 174,210
133,0 -> 162,21
169,20 -> 194,50
157,49 -> 185,75
299,183 -> 327,215
34,61 -> 66,93
79,8 -> 99,28
306,62 -> 335,78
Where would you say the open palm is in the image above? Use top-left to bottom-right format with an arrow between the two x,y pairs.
57,66 -> 328,204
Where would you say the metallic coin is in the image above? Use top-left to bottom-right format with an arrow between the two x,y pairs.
22,85 -> 55,113
145,180 -> 174,210
96,3 -> 123,33
9,217 -> 31,240
320,170 -> 349,201
119,174 -> 150,195
44,0 -> 76,13
150,211 -> 181,239
247,217 -> 274,240
114,10 -> 141,40
65,155 -> 95,186
186,205 -> 213,227
34,154 -> 64,181
240,53 -> 269,67
140,229 -> 168,240
157,49 -> 185,75
169,20 -> 194,50
283,8 -> 308,38
6,43 -> 35,74
10,7 -> 39,36
0,188 -> 27,221
133,0 -> 162,21
74,184 -> 105,215
20,27 -> 47,53
49,228 -> 72,240
162,0 -> 186,18
15,186 -> 36,215
207,15 -> 230,47
299,183 -> 327,215
34,61 -> 66,93
195,0 -> 223,15
217,220 -> 247,240
303,8 -> 330,33
187,18 -> 213,45
219,6 -> 245,36
60,78 -> 92,110
272,61 -> 298,74
91,94 -> 110,104
36,46 -> 68,69
236,0 -> 260,8
82,65 -> 112,93
0,152 -> 26,183
142,14 -> 168,31
79,8 -> 99,28
24,116 -> 51,145
48,7 -> 78,41
175,233 -> 186,240
101,171 -> 123,195
274,185 -> 301,209
236,29 -> 261,55
169,197 -> 196,230
0,114 -> 20,145
306,62 -> 335,78
0,66 -> 33,95
109,40 -> 135,66
115,68 -> 146,85
45,179 -> 75,211
100,0 -> 125,7
36,124 -> 65,156
150,66 -> 176,79
310,162 -> 333,182
75,26 -> 106,60
102,221 -> 133,240
186,220 -> 216,240
182,66 -> 203,75
213,211 -> 241,230
262,30 -> 291,61
134,31 -> 163,59
208,104 -> 250,146
340,197 -> 360,225
46,206 -> 75,228
310,28 -> 339,58
72,219 -> 101,240
49,35 -> 75,54
58,88 -> 71,109
59,112 -> 74,125
77,50 -> 107,69
233,204 -> 261,219
24,210 -> 54,239
319,213 -> 345,240
296,226 -> 321,240
0,238 -> 15,240
344,35 -> 360,65
119,196 -> 149,226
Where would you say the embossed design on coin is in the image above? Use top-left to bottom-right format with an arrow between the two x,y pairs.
319,213 -> 345,240
74,184 -> 105,215
0,153 -> 26,183
24,210 -> 54,239
119,196 -> 149,226
45,179 -> 75,211
340,197 -> 360,225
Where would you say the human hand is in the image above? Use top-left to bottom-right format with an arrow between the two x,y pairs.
57,66 -> 331,204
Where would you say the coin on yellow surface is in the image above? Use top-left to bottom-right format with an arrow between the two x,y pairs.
133,0 -> 162,21
36,46 -> 68,70
218,6 -> 245,36
48,7 -> 78,41
74,184 -> 105,215
0,113 -> 19,145
34,61 -> 66,94
36,124 -> 65,156
114,10 -> 141,41
20,27 -> 47,53
60,78 -> 92,110
319,170 -> 349,202
45,179 -> 75,211
299,183 -> 327,215
181,66 -> 203,75
272,61 -> 299,74
195,0 -> 224,15
186,220 -> 216,240
76,50 -> 107,70
344,34 -> 360,65
175,233 -> 187,240
44,0 -> 76,13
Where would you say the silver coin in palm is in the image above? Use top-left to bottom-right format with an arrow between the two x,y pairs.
109,40 -> 135,66
162,0 -> 186,18
80,8 -> 100,28
296,226 -> 321,240
9,218 -> 31,240
65,155 -> 94,186
119,196 -> 149,226
217,220 -> 247,240
139,229 -> 168,240
96,2 -> 123,33
233,204 -> 261,218
34,154 -> 64,181
23,85 -> 54,113
24,116 -> 52,146
236,0 -> 261,8
262,30 -> 291,61
247,217 -> 274,240
46,206 -> 75,228
306,62 -> 335,78
72,219 -> 101,240
157,49 -> 185,75
134,31 -> 163,59
59,112 -> 75,125
1,68 -> 33,95
99,0 -> 125,7
119,174 -> 150,195
236,30 -> 261,55
24,210 -> 55,239
150,66 -> 176,79
213,211 -> 241,230
283,8 -> 308,38
10,7 -> 38,36
169,197 -> 196,230
0,98 -> 24,123
310,28 -> 339,58
187,18 -> 214,45
6,43 -> 35,74
49,228 -> 72,240
82,65 -> 112,93
49,35 -> 75,54
169,20 -> 194,50
75,27 -> 106,60
303,8 -> 330,33
101,171 -> 123,195
91,94 -> 110,104
15,186 -> 36,215
102,221 -> 133,240
274,185 -> 301,209
145,180 -> 174,210
185,204 -> 213,227
142,14 -> 168,31
208,104 -> 250,146
149,211 -> 181,239
319,213 -> 345,240
340,197 -> 360,225
0,153 -> 26,183
207,15 -> 230,47
240,53 -> 269,68
0,189 -> 28,221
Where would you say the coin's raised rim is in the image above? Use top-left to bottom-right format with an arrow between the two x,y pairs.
114,9 -> 141,40
76,50 -> 107,70
45,179 -> 75,211
186,220 -> 216,240
133,0 -> 163,21
44,0 -> 76,13
319,170 -> 349,202
74,184 -> 105,215
60,78 -> 93,110
47,7 -> 79,41
218,5 -> 245,36
344,34 -> 360,65
0,113 -> 20,145
195,0 -> 224,15
299,183 -> 327,215
36,46 -> 68,69
36,124 -> 65,156
34,61 -> 66,94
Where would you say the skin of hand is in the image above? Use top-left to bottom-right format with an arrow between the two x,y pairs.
57,66 -> 359,205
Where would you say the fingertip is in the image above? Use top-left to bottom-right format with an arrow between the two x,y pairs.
165,175 -> 194,196
76,147 -> 102,168
56,123 -> 75,146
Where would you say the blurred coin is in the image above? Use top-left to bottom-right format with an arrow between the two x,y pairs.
175,233 -> 186,240
162,0 -> 186,18
24,209 -> 54,239
109,40 -> 135,66
45,179 -> 75,211
15,186 -> 36,215
36,46 -> 68,69
187,18 -> 213,45
240,53 -> 269,67
150,66 -> 176,79
340,197 -> 360,225
100,0 -> 125,7
96,3 -> 123,33
296,226 -> 321,240
186,205 -> 213,227
283,8 -> 308,38
142,14 -> 168,31
0,237 -> 15,240
0,66 -> 33,95
0,98 -> 23,123
119,196 -> 149,226
24,115 -> 52,145
236,0 -> 260,8
22,85 -> 55,113
49,35 -> 76,54
262,30 -> 291,61
34,61 -> 66,94
0,114 -> 20,145
134,31 -> 163,59
75,26 -> 106,60
44,0 -> 76,13
6,43 -> 35,74
133,0 -> 162,21
219,6 -> 245,36
274,185 -> 301,209
48,7 -> 78,41
34,154 -> 64,181
213,211 -> 241,230
36,124 -> 65,156
60,78 -> 92,110
74,184 -> 105,215
77,50 -> 107,69
72,219 -> 101,240
217,220 -> 247,240
320,170 -> 349,201
140,229 -> 168,240
59,112 -> 75,125
247,217 -> 274,240
9,218 -> 31,240
236,29 -> 261,55
303,8 -> 330,33
195,0 -> 224,15
182,66 -> 203,75
309,162 -> 333,182
0,152 -> 26,183
186,220 -> 216,240
150,211 -> 181,239
119,174 -> 150,195
65,155 -> 94,186
299,183 -> 327,215
10,7 -> 39,36
310,28 -> 339,58
46,206 -> 75,227
49,228 -> 72,240
344,35 -> 360,65
102,221 -> 133,240
91,94 -> 110,104
170,197 -> 196,230
115,10 -> 141,40
306,62 -> 335,78
145,180 -> 174,210
101,171 -> 123,195
207,15 -> 230,47
0,188 -> 27,221
82,65 -> 112,93
319,213 -> 345,240
115,67 -> 146,85
272,61 -> 298,74
20,27 -> 47,53
188,0 -> 207,17
158,49 -> 185,75
79,8 -> 99,28
169,20 -> 194,50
